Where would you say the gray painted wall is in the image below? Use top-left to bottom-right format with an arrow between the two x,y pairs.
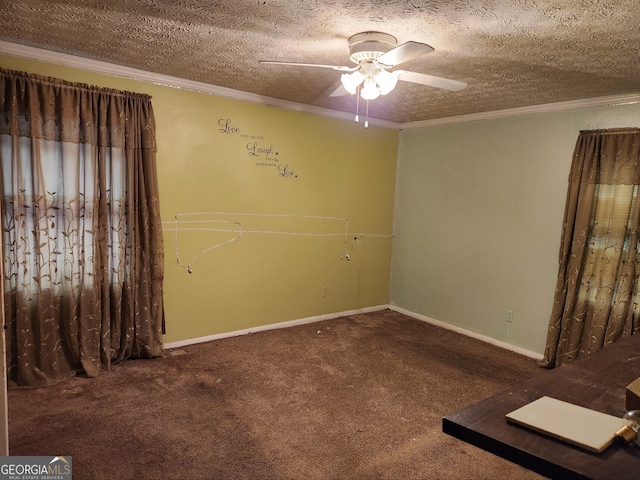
390,103 -> 640,355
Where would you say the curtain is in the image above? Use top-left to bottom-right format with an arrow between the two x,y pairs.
0,68 -> 165,387
540,128 -> 640,368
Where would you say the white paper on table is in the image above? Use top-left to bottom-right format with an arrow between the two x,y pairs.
505,396 -> 626,453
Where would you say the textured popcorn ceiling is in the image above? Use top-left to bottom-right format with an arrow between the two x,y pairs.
1,0 -> 639,124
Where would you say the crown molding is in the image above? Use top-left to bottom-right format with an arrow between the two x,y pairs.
401,92 -> 640,129
0,40 -> 400,129
2,40 -> 638,131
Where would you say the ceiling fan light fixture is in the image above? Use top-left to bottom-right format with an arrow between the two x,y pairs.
341,71 -> 364,94
360,77 -> 380,100
375,70 -> 398,95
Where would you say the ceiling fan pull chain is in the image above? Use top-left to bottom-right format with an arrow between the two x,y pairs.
365,100 -> 369,129
355,84 -> 360,123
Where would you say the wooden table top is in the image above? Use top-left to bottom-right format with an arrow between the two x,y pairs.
442,335 -> 640,480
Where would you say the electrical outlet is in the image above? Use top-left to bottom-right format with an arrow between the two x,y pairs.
505,309 -> 514,323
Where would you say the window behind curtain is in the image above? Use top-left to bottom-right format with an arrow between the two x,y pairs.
1,136 -> 127,291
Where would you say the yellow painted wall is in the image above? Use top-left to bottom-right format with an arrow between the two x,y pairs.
0,54 -> 398,343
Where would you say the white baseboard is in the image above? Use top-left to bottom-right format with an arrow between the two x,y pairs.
389,305 -> 543,360
165,304 -> 544,360
164,305 -> 389,349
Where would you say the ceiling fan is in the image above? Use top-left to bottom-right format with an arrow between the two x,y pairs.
260,31 -> 467,102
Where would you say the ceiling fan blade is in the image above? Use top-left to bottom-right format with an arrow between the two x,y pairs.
395,70 -> 467,91
377,41 -> 434,67
259,60 -> 355,72
329,84 -> 349,97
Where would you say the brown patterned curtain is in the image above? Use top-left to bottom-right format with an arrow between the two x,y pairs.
0,68 -> 165,387
540,128 -> 640,368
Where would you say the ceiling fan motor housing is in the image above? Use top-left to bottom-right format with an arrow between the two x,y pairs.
348,31 -> 397,64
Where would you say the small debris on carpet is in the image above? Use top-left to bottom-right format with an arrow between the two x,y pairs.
168,349 -> 188,356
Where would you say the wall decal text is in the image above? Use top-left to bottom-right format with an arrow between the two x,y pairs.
217,117 -> 298,178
